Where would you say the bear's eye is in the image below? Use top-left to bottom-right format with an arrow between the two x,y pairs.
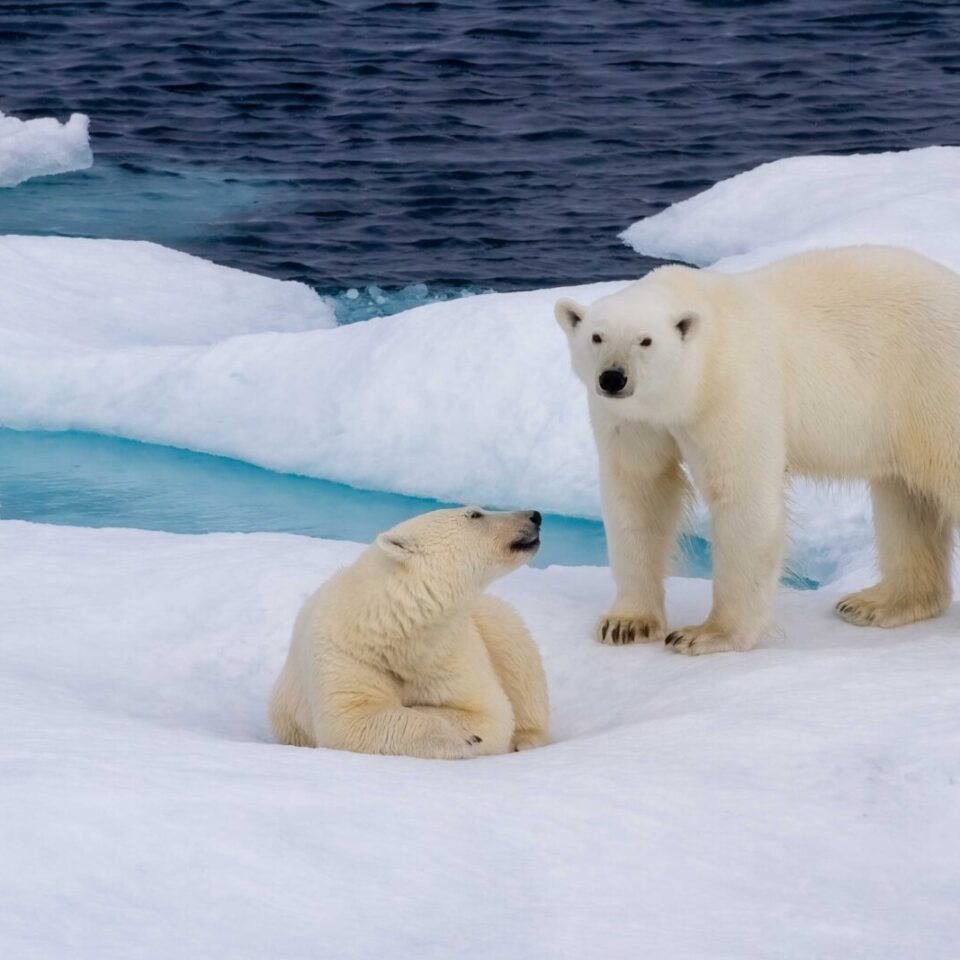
591,333 -> 603,344
467,510 -> 483,520
640,337 -> 652,347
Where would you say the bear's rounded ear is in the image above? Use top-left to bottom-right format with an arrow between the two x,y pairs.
675,313 -> 697,341
554,298 -> 586,335
375,532 -> 416,561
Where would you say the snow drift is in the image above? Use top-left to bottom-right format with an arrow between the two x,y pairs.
1,521 -> 958,959
0,110 -> 93,187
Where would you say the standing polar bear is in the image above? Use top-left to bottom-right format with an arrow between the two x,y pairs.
556,245 -> 960,655
269,507 -> 549,758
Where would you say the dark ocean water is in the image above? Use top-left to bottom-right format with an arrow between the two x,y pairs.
2,0 -> 960,309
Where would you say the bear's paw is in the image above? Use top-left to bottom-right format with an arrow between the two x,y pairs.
595,613 -> 665,646
664,624 -> 759,655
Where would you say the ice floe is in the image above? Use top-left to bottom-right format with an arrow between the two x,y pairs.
621,145 -> 960,273
0,234 -> 335,349
0,110 -> 93,187
6,148 -> 960,578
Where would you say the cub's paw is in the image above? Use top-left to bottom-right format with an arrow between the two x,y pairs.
836,586 -> 947,628
425,732 -> 484,760
664,624 -> 759,656
512,729 -> 549,752
595,613 -> 665,646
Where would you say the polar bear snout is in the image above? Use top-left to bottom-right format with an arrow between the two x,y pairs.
509,511 -> 542,554
598,366 -> 630,397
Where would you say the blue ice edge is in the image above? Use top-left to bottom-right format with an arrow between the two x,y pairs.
0,428 -> 824,586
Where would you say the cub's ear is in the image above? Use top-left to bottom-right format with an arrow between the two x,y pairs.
675,313 -> 697,340
554,298 -> 587,335
375,532 -> 417,561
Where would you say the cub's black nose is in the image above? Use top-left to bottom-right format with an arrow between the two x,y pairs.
529,511 -> 542,527
598,367 -> 628,395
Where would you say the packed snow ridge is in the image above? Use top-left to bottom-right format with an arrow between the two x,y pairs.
0,110 -> 93,187
1,521 -> 957,959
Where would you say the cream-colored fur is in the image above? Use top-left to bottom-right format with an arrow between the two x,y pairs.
556,245 -> 960,655
269,508 -> 550,758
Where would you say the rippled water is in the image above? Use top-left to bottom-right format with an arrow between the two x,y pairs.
3,0 -> 959,300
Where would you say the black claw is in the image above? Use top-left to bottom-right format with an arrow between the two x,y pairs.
640,623 -> 649,637
611,624 -> 621,644
624,626 -> 635,643
467,735 -> 482,744
600,622 -> 608,641
665,631 -> 678,646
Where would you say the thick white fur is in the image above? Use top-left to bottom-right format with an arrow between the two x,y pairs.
556,245 -> 960,655
269,508 -> 550,758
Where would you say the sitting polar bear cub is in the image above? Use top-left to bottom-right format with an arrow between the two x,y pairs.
557,245 -> 960,655
269,507 -> 549,758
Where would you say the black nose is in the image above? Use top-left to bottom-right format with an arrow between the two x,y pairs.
529,511 -> 542,527
598,368 -> 627,395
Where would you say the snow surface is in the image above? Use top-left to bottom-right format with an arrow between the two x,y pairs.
620,145 -> 960,273
0,235 -> 335,348
0,111 -> 92,187
1,520 -> 958,959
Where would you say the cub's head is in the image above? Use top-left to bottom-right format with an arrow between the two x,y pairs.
555,267 -> 707,423
374,506 -> 541,597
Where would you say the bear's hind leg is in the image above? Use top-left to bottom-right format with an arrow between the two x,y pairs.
269,664 -> 316,747
837,477 -> 952,628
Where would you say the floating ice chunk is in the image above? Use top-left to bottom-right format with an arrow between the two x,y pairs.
0,240 -> 621,512
0,235 -> 334,349
0,520 -> 957,958
0,110 -> 93,187
620,146 -> 960,273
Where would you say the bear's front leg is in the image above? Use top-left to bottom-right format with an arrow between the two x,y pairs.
327,691 -> 488,759
667,436 -> 786,655
412,703 -> 514,757
595,424 -> 688,646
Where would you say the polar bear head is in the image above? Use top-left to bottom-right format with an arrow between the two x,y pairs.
555,266 -> 709,424
373,507 -> 542,599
